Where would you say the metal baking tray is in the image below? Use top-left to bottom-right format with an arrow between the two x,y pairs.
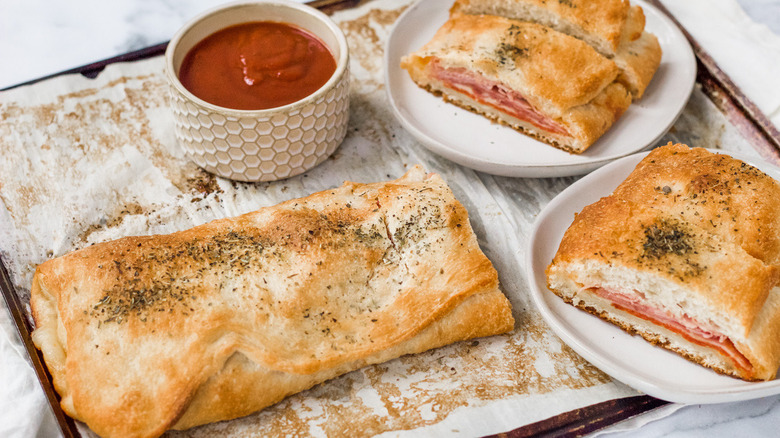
2,0 -> 778,437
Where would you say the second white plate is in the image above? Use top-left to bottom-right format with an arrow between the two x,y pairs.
526,149 -> 780,404
384,0 -> 696,178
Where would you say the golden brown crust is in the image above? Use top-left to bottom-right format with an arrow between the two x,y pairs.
546,143 -> 780,381
30,166 -> 514,437
611,144 -> 780,267
451,0 -> 631,55
400,13 -> 630,153
413,81 -> 629,154
614,33 -> 662,98
621,5 -> 646,43
172,289 -> 514,430
403,13 -> 620,115
558,291 -> 771,381
451,0 -> 661,100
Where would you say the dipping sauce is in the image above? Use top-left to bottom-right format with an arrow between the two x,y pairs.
178,21 -> 337,110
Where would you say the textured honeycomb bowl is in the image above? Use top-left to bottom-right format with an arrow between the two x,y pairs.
165,0 -> 350,182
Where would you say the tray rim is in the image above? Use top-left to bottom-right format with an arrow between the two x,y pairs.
1,0 -> 778,436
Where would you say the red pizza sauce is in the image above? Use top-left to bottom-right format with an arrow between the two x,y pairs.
178,21 -> 337,110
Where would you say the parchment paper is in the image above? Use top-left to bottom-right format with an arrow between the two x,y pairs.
0,0 -> 765,436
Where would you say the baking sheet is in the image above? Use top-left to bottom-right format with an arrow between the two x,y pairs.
0,0 -> 778,437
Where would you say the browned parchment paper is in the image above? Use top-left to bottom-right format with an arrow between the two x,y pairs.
1,0 -> 768,436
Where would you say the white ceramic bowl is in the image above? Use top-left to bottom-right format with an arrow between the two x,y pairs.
165,0 -> 350,182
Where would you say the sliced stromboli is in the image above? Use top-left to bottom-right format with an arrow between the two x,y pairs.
30,166 -> 515,438
612,30 -> 662,98
401,13 -> 632,154
451,0 -> 662,99
546,143 -> 780,381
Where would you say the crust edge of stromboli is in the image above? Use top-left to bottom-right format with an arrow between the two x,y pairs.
546,143 -> 780,381
31,166 -> 515,437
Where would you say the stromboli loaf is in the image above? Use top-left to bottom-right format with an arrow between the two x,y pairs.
450,0 -> 662,99
30,166 -> 515,438
546,143 -> 780,381
401,13 -> 632,153
452,0 -> 640,57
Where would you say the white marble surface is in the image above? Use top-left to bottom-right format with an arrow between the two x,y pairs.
1,0 -> 780,437
739,0 -> 780,34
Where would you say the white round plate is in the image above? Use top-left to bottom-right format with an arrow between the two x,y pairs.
526,149 -> 780,404
384,0 -> 696,178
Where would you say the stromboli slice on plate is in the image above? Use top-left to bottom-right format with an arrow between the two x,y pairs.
450,0 -> 662,99
400,13 -> 632,154
30,166 -> 515,438
546,143 -> 780,381
612,29 -> 662,99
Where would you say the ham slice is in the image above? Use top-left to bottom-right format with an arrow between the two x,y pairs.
429,60 -> 569,136
587,286 -> 754,377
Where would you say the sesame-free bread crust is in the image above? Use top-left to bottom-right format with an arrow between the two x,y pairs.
451,0 -> 662,99
546,143 -> 780,381
451,0 -> 632,56
400,13 -> 631,153
30,166 -> 515,438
